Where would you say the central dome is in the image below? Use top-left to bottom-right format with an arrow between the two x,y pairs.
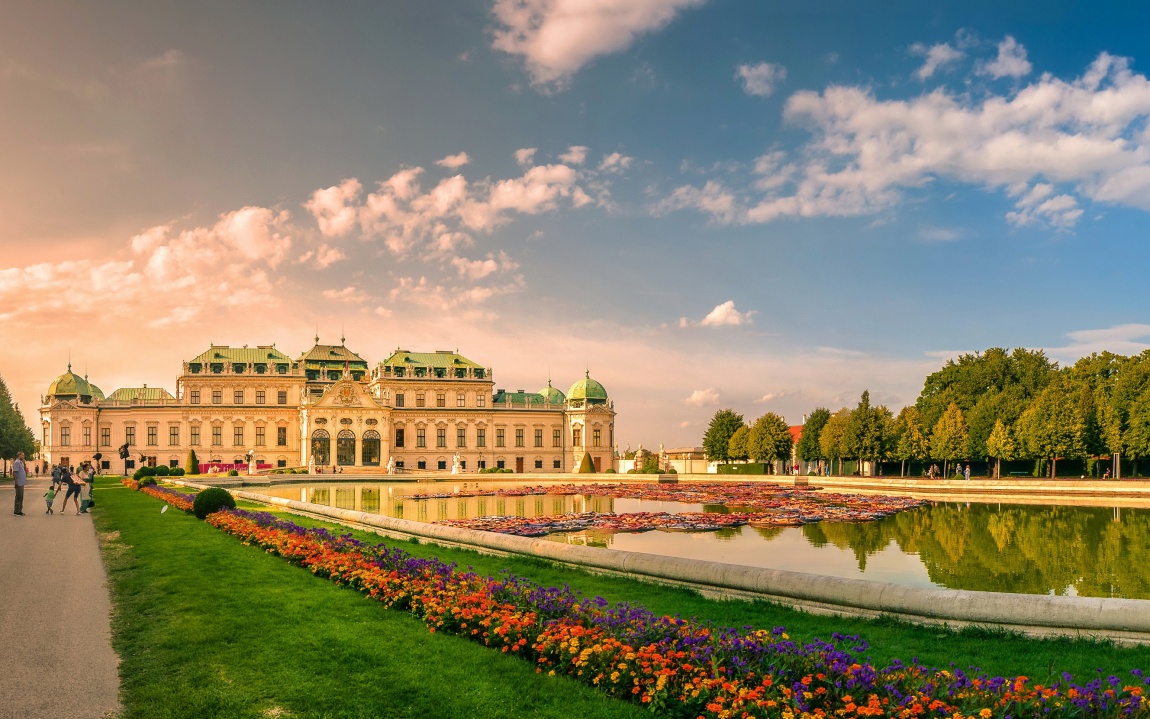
47,366 -> 93,400
539,380 -> 566,405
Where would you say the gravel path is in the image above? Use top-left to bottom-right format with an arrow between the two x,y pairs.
0,477 -> 120,718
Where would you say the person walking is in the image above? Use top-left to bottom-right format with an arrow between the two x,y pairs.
12,451 -> 29,515
964,464 -> 971,481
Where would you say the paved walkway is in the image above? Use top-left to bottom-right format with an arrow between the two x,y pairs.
0,477 -> 120,718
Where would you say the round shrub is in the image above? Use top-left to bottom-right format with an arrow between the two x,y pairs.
137,476 -> 158,489
154,465 -> 171,477
603,468 -> 617,473
170,467 -> 185,477
227,469 -> 239,476
192,487 -> 236,519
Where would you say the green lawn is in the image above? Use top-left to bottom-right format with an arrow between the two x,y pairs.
95,479 -> 1150,718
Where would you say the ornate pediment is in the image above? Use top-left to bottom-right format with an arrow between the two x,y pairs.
312,379 -> 381,409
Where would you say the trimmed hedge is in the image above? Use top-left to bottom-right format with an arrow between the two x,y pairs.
192,487 -> 237,519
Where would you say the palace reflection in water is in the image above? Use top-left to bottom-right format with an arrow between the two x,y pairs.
253,482 -> 1150,600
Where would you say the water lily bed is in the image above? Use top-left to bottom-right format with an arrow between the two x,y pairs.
430,482 -> 929,536
127,480 -> 1150,718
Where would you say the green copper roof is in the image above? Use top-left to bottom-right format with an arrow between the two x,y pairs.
189,345 -> 291,365
568,372 -> 608,403
297,343 -> 368,368
88,380 -> 105,401
107,387 -> 175,402
380,349 -> 483,370
539,380 -> 566,404
47,367 -> 92,398
493,390 -> 547,406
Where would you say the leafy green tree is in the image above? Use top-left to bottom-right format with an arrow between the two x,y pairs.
1017,377 -> 1084,478
1124,387 -> 1150,478
845,390 -> 891,474
702,409 -> 744,463
819,408 -> 851,476
796,407 -> 830,472
727,425 -> 750,462
892,406 -> 929,477
930,402 -> 969,477
747,412 -> 793,472
186,448 -> 200,475
985,419 -> 1016,479
0,372 -> 36,475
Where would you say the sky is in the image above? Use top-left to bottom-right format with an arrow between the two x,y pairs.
3,0 -> 1150,451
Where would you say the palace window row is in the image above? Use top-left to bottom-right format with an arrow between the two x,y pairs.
189,389 -> 289,405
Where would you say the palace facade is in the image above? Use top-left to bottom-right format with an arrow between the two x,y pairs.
38,339 -> 616,475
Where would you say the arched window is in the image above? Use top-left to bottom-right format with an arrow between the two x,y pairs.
362,429 -> 381,466
311,429 -> 330,466
336,429 -> 356,466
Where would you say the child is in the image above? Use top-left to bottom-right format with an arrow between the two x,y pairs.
44,485 -> 57,514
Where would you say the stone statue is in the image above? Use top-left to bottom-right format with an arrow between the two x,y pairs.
386,456 -> 396,475
451,452 -> 462,474
308,457 -> 315,475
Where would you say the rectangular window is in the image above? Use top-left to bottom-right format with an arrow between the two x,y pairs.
437,460 -> 447,470
101,427 -> 111,447
278,390 -> 287,405
395,428 -> 405,448
211,426 -> 222,446
476,428 -> 486,448
277,459 -> 287,467
416,428 -> 426,448
515,429 -> 524,447
169,426 -> 179,446
553,459 -> 561,469
234,390 -> 244,404
125,426 -> 136,446
277,427 -> 287,446
457,393 -> 466,408
83,425 -> 91,446
170,459 -> 179,468
573,428 -> 582,446
395,393 -> 405,408
457,427 -> 466,447
191,426 -> 201,446
496,459 -> 505,469
190,389 -> 200,404
534,459 -> 543,469
593,429 -> 601,447
534,429 -> 543,447
496,429 -> 505,447
233,427 -> 244,446
478,459 -> 487,469
476,393 -> 485,408
417,460 -> 426,470
436,393 -> 445,408
255,426 -> 265,446
147,426 -> 158,446
436,428 -> 446,448
415,393 -> 425,408
60,426 -> 71,446
101,460 -> 110,470
212,390 -> 222,404
256,390 -> 265,404
553,429 -> 561,447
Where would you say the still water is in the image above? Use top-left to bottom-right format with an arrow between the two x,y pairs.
250,481 -> 1150,599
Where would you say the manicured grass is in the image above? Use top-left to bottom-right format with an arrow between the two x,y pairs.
96,478 -> 1150,719
231,500 -> 1150,682
95,483 -> 649,719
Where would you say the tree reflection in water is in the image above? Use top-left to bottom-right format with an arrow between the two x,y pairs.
807,503 -> 1150,598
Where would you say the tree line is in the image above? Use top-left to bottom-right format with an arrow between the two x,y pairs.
0,371 -> 37,476
702,348 -> 1150,478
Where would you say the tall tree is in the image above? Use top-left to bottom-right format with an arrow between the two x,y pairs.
1017,377 -> 1084,478
845,390 -> 891,474
0,372 -> 36,475
819,408 -> 851,476
1124,386 -> 1150,478
985,419 -> 1016,479
796,407 -> 830,471
727,425 -> 750,462
747,412 -> 793,472
892,406 -> 929,477
930,402 -> 969,477
702,409 -> 744,463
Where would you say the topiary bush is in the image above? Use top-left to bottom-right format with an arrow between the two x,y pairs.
133,466 -> 158,481
170,467 -> 185,477
227,469 -> 239,476
137,476 -> 158,489
193,487 -> 236,519
154,465 -> 171,477
603,468 -> 617,473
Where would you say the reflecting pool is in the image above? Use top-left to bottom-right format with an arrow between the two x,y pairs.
249,481 -> 1150,599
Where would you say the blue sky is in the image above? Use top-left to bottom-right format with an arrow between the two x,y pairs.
3,0 -> 1150,449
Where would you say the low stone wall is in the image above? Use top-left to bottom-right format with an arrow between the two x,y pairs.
172,479 -> 1150,643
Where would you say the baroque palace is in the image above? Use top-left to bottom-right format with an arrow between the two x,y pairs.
38,338 -> 616,475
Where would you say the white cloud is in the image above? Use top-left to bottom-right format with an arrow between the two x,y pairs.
736,62 -> 786,97
141,49 -> 187,70
979,35 -> 1032,79
1044,324 -> 1150,360
598,152 -> 633,173
661,52 -> 1150,229
685,387 -> 720,406
322,286 -> 369,303
559,145 -> 588,165
313,243 -> 347,268
304,179 -> 362,237
910,42 -> 963,80
436,152 -> 471,169
677,300 -> 755,328
515,147 -> 537,166
491,0 -> 708,89
755,392 -> 777,404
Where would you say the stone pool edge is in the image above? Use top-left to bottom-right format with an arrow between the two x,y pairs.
172,479 -> 1150,645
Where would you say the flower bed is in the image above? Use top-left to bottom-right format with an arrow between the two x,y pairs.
121,478 -> 197,513
173,503 -> 1149,719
